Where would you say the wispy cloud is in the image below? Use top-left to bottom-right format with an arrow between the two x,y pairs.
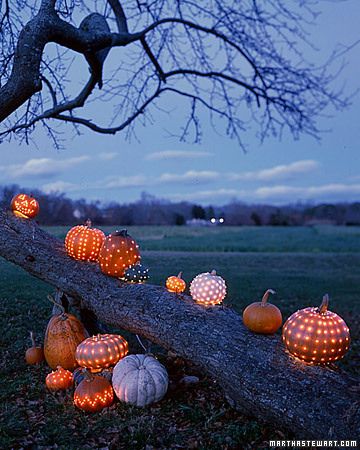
2,156 -> 89,179
255,183 -> 360,200
168,188 -> 244,201
104,175 -> 148,189
42,181 -> 79,193
146,150 -> 213,161
98,152 -> 118,161
158,170 -> 219,184
229,160 -> 319,182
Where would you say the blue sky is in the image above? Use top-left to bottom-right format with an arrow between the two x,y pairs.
1,0 -> 359,205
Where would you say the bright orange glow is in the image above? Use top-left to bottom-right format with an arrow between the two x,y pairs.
11,193 -> 39,219
46,366 -> 73,391
166,273 -> 187,293
65,221 -> 105,262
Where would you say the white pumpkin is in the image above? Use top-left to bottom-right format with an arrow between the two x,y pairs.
190,269 -> 227,305
112,354 -> 168,407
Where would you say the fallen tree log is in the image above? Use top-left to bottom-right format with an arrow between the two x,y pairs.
0,209 -> 359,439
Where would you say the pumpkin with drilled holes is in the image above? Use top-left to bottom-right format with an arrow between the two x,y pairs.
11,193 -> 39,219
123,263 -> 149,283
282,294 -> 351,364
113,354 -> 168,407
190,270 -> 226,305
166,272 -> 186,293
65,219 -> 105,262
243,289 -> 282,334
46,366 -> 73,391
75,334 -> 128,371
98,230 -> 141,278
44,301 -> 88,370
25,331 -> 45,365
74,372 -> 114,412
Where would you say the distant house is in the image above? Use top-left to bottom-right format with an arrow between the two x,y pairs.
186,218 -> 210,227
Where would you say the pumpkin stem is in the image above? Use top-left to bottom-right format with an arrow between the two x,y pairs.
113,229 -> 129,237
261,289 -> 276,305
82,369 -> 94,382
85,219 -> 92,227
47,294 -> 65,315
318,294 -> 329,314
29,331 -> 36,347
177,271 -> 183,279
210,269 -> 217,276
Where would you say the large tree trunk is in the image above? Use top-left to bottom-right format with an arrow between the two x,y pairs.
0,209 -> 358,440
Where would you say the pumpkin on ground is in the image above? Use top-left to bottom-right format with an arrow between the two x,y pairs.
74,371 -> 114,412
112,354 -> 168,407
166,272 -> 186,294
282,294 -> 351,364
98,230 -> 141,278
65,219 -> 105,262
46,366 -> 73,391
25,331 -> 45,365
75,334 -> 128,371
11,193 -> 39,219
44,296 -> 88,370
123,262 -> 149,283
242,289 -> 282,334
190,270 -> 226,305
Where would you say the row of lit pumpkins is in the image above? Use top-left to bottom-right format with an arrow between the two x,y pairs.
13,194 -> 351,364
26,305 -> 168,412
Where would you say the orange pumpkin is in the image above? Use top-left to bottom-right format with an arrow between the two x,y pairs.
243,289 -> 282,334
65,220 -> 105,262
166,272 -> 186,293
75,334 -> 128,371
11,193 -> 39,219
25,331 -> 45,365
44,298 -> 88,370
74,372 -> 114,412
282,294 -> 351,364
46,366 -> 73,391
98,230 -> 141,278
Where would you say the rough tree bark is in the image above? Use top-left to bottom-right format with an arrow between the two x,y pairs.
0,208 -> 359,440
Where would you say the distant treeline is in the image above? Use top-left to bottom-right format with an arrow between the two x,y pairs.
1,185 -> 360,226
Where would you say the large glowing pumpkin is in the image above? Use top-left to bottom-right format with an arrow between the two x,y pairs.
190,270 -> 226,305
282,294 -> 350,364
11,193 -> 39,219
74,372 -> 114,412
65,220 -> 105,262
98,230 -> 141,278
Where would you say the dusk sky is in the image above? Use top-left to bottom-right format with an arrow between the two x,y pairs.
1,0 -> 360,206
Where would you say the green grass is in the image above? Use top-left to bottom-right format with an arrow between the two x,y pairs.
1,225 -> 359,449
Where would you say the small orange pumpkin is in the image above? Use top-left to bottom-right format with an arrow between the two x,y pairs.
46,366 -> 73,391
166,272 -> 186,293
75,334 -> 128,371
25,331 -> 45,365
65,220 -> 105,262
74,371 -> 114,412
98,230 -> 141,278
243,289 -> 282,334
282,294 -> 351,364
11,193 -> 39,219
44,296 -> 88,370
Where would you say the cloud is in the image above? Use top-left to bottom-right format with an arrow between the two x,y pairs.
168,188 -> 244,201
3,156 -> 89,179
42,181 -> 79,193
146,150 -> 213,161
104,175 -> 148,189
229,160 -> 319,182
98,152 -> 118,161
158,170 -> 219,184
255,183 -> 360,200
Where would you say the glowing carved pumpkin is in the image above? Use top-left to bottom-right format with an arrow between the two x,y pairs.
113,354 -> 168,407
65,220 -> 105,262
44,298 -> 88,370
282,294 -> 351,364
243,289 -> 282,334
75,334 -> 128,371
98,230 -> 141,278
25,331 -> 45,365
190,270 -> 226,305
46,366 -> 73,391
166,272 -> 186,294
123,262 -> 149,283
74,372 -> 114,412
11,193 -> 39,219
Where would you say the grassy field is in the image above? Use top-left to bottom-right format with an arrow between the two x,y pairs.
0,226 -> 359,449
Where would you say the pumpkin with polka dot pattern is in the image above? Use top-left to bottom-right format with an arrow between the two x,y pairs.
65,220 -> 105,262
98,230 -> 141,278
282,294 -> 350,364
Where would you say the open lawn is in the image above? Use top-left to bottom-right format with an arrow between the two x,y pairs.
0,226 -> 359,449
